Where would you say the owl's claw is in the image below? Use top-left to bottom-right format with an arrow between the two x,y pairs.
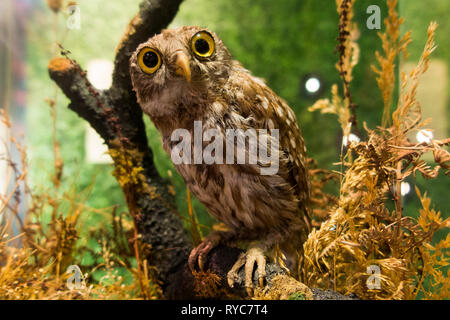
227,245 -> 266,296
188,235 -> 220,272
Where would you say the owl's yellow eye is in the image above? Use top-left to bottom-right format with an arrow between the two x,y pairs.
138,48 -> 162,74
191,31 -> 215,58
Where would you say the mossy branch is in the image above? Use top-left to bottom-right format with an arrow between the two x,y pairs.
48,0 -> 191,297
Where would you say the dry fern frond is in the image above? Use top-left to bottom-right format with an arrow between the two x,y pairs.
304,3 -> 448,300
1,103 -> 159,300
371,0 -> 412,127
309,85 -> 352,138
392,22 -> 438,140
307,159 -> 340,226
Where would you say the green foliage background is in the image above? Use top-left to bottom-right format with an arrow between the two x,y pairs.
25,0 -> 448,257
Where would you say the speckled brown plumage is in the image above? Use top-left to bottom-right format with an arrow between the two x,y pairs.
130,26 -> 311,292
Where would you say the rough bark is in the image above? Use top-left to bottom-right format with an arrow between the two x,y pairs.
48,0 -> 352,300
49,0 -> 191,295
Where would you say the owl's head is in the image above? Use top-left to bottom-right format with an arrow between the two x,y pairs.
130,26 -> 232,120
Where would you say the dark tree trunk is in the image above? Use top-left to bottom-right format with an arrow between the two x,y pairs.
49,0 -> 192,296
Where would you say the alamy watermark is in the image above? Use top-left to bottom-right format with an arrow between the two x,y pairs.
366,265 -> 381,290
366,5 -> 381,30
65,4 -> 382,31
67,4 -> 81,30
66,264 -> 86,290
170,121 -> 280,175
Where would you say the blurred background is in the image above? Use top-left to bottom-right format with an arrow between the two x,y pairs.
0,0 -> 448,267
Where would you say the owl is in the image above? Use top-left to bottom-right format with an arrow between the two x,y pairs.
130,26 -> 311,294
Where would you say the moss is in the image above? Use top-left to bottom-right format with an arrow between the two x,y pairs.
116,14 -> 143,54
48,58 -> 74,73
192,271 -> 226,298
254,275 -> 313,300
108,140 -> 149,195
288,292 -> 307,300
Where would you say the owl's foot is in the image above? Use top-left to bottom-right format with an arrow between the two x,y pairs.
227,243 -> 266,296
188,232 -> 223,272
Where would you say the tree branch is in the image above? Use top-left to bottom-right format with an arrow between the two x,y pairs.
49,0 -> 191,294
113,0 -> 185,91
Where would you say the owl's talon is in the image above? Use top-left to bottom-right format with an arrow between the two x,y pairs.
189,242 -> 212,272
188,247 -> 200,272
188,233 -> 222,272
227,252 -> 246,288
198,241 -> 215,271
227,245 -> 267,295
257,254 -> 266,287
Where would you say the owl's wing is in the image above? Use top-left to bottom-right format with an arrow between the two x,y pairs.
220,63 -> 310,206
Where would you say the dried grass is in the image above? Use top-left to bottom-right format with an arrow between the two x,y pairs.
305,1 -> 449,300
0,102 -> 160,301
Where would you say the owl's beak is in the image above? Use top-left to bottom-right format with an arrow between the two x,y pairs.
174,52 -> 191,83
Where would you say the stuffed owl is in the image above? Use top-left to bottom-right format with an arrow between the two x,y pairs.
130,26 -> 311,294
